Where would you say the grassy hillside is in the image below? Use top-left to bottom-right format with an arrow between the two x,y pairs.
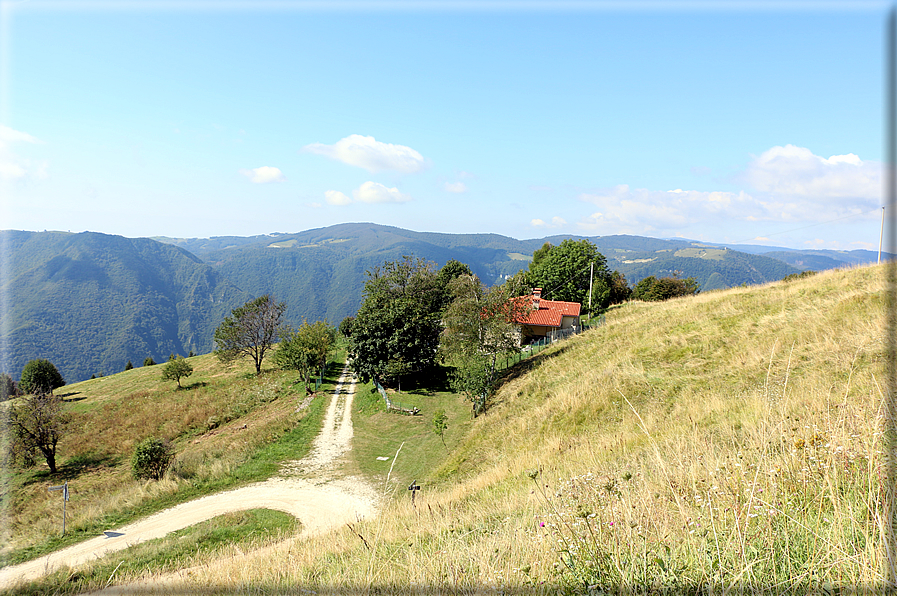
0,348 -> 346,566
146,263 -> 885,593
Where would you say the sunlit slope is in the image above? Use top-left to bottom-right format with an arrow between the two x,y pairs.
176,264 -> 884,592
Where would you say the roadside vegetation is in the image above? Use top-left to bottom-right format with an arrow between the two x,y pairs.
152,263 -> 885,593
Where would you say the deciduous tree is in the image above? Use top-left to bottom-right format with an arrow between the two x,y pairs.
214,294 -> 287,375
350,256 -> 443,385
5,393 -> 68,473
439,274 -> 528,416
274,320 -> 336,392
161,356 -> 193,389
19,359 -> 65,396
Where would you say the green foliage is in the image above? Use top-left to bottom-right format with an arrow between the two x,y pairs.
0,373 -> 18,401
161,356 -> 194,389
5,393 -> 68,474
432,408 -> 448,446
338,316 -> 355,338
125,360 -> 134,371
632,275 -> 700,301
782,270 -> 818,282
273,320 -> 336,390
349,256 -> 444,384
19,359 -> 65,396
440,274 -> 526,416
131,437 -> 175,480
143,357 -> 156,367
214,294 -> 287,375
525,239 -> 614,313
609,270 -> 632,304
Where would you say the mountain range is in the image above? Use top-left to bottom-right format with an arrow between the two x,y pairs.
2,223 -> 885,383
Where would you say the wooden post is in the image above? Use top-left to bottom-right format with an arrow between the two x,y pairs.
408,481 -> 420,507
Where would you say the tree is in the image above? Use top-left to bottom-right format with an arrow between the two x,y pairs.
19,359 -> 65,396
6,393 -> 68,473
124,360 -> 134,371
439,274 -> 529,416
350,256 -> 443,385
632,275 -> 699,302
338,316 -> 355,338
527,239 -> 614,313
161,356 -> 194,389
432,409 -> 448,446
0,373 -> 18,401
274,320 -> 336,392
132,437 -> 174,480
143,357 -> 156,367
214,294 -> 287,375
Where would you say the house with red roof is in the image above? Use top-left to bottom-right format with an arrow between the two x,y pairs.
511,288 -> 581,343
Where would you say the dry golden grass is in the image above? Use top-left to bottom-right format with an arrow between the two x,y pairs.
137,263 -> 887,594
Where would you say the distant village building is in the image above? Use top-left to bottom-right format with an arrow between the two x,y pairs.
511,288 -> 581,343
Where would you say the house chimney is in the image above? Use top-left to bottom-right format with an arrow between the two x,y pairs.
532,288 -> 542,308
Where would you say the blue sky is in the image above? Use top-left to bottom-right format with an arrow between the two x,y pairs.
0,1 -> 889,249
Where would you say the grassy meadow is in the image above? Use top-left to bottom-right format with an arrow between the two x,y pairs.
149,263 -> 887,594
1,263 -> 888,594
1,347 -> 346,566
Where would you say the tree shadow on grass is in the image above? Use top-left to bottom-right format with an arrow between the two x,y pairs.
57,392 -> 84,401
22,453 -> 119,486
184,381 -> 209,390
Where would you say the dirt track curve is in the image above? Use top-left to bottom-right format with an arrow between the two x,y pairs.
0,365 -> 378,590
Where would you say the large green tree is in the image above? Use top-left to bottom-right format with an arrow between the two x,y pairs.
274,320 -> 336,391
439,274 -> 528,416
214,294 -> 287,375
6,393 -> 68,473
19,359 -> 65,396
349,256 -> 444,385
519,239 -> 627,314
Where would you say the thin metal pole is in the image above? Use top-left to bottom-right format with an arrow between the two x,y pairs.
880,206 -> 885,264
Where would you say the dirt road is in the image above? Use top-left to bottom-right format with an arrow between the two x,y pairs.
0,366 -> 378,590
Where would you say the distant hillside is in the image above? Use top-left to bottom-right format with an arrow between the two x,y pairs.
6,224 -> 870,383
157,225 -> 802,325
1,231 -> 250,383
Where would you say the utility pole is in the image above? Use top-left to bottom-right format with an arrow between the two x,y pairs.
880,205 -> 886,264
587,262 -> 594,316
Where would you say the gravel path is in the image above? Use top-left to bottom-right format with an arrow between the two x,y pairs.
0,366 -> 378,590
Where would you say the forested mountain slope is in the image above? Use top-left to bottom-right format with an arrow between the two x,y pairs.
1,230 -> 249,382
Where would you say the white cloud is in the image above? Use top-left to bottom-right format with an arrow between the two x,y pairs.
741,144 -> 880,203
0,125 -> 40,151
303,134 -> 426,174
353,181 -> 412,204
0,125 -> 46,182
531,216 -> 567,228
444,181 -> 467,193
0,162 -> 26,180
240,166 -> 285,184
325,190 -> 352,205
577,146 -> 882,236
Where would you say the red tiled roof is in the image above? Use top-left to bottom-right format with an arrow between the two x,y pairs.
511,295 -> 581,328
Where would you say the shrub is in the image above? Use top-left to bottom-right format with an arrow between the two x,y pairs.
782,270 -> 817,282
131,437 -> 174,480
143,357 -> 156,367
124,360 -> 134,371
